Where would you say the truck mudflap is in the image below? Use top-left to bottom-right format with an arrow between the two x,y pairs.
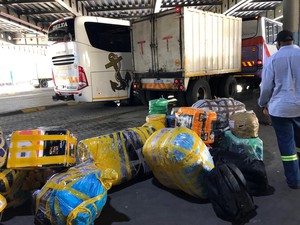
52,93 -> 75,101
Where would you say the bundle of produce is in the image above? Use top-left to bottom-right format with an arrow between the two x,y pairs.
219,130 -> 263,160
175,107 -> 217,144
0,168 -> 29,208
192,98 -> 246,129
33,160 -> 117,225
7,129 -> 77,169
142,127 -> 214,199
229,111 -> 259,139
148,98 -> 168,115
0,128 -> 8,168
77,121 -> 165,185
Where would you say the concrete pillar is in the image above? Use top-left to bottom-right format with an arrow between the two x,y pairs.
283,0 -> 299,45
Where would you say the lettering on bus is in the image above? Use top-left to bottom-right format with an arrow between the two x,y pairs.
105,53 -> 131,92
51,22 -> 68,31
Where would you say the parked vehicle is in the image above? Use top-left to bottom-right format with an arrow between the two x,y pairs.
48,16 -> 134,103
131,8 -> 281,106
237,16 -> 282,91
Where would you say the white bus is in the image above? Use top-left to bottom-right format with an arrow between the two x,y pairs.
48,16 -> 133,103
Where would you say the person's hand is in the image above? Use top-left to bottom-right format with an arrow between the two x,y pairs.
262,107 -> 269,116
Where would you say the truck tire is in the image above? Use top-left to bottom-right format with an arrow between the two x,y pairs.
219,76 -> 237,98
40,79 -> 48,88
186,79 -> 212,106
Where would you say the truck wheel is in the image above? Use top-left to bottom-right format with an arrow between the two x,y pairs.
186,79 -> 212,106
219,76 -> 237,98
40,79 -> 48,88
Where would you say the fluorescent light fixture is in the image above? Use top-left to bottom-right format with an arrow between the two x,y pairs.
154,0 -> 163,13
274,15 -> 283,21
223,0 -> 253,16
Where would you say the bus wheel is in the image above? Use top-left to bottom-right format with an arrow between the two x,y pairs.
40,79 -> 48,88
219,76 -> 237,98
186,79 -> 212,106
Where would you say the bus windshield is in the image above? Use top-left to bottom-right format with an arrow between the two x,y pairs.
242,19 -> 258,39
48,19 -> 75,42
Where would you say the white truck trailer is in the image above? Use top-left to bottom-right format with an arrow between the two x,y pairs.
131,7 -> 242,106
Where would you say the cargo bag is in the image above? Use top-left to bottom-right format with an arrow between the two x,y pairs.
204,162 -> 257,224
210,148 -> 275,196
175,107 -> 217,144
192,98 -> 246,130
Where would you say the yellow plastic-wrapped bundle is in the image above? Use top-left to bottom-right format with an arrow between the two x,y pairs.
0,128 -> 8,168
142,127 -> 214,199
0,194 -> 7,221
77,121 -> 165,186
0,168 -> 29,208
33,160 -> 117,225
146,114 -> 167,127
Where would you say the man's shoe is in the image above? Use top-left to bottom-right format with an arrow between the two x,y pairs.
288,184 -> 300,189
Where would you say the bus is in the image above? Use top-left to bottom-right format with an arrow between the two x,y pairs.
48,16 -> 133,103
238,16 -> 283,90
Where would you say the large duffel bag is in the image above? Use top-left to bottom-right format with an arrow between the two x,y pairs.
192,98 -> 246,129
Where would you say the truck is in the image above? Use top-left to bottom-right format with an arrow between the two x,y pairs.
131,7 -> 242,106
31,56 -> 52,88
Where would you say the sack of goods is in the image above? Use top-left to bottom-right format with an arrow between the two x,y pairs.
175,107 -> 217,144
0,129 -> 8,168
229,111 -> 259,139
148,98 -> 169,115
192,98 -> 246,129
204,162 -> 257,224
33,160 -> 117,225
77,122 -> 165,186
142,127 -> 214,199
7,129 -> 77,169
219,130 -> 263,160
0,168 -> 29,208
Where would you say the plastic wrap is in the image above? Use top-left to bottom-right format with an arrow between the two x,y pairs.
8,129 -> 77,169
175,107 -> 217,144
34,160 -> 117,225
220,130 -> 263,160
142,127 -> 214,199
0,168 -> 29,208
229,111 -> 259,139
0,129 -> 8,168
148,98 -> 168,115
77,122 -> 165,186
146,114 -> 167,127
192,98 -> 246,129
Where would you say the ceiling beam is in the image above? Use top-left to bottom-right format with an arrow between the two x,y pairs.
54,0 -> 82,16
87,6 -> 153,13
0,0 -> 55,4
19,9 -> 70,16
161,2 -> 222,8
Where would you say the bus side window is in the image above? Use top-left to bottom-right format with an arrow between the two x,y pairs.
85,22 -> 131,52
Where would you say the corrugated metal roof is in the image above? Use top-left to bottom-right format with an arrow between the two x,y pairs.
0,0 -> 283,42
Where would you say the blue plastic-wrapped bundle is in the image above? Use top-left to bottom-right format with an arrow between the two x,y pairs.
142,127 -> 214,199
33,160 -> 117,225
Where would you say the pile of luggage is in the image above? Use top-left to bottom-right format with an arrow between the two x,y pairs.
0,97 -> 275,225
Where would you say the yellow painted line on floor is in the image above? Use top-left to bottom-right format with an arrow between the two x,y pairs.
67,102 -> 86,106
21,106 -> 46,113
